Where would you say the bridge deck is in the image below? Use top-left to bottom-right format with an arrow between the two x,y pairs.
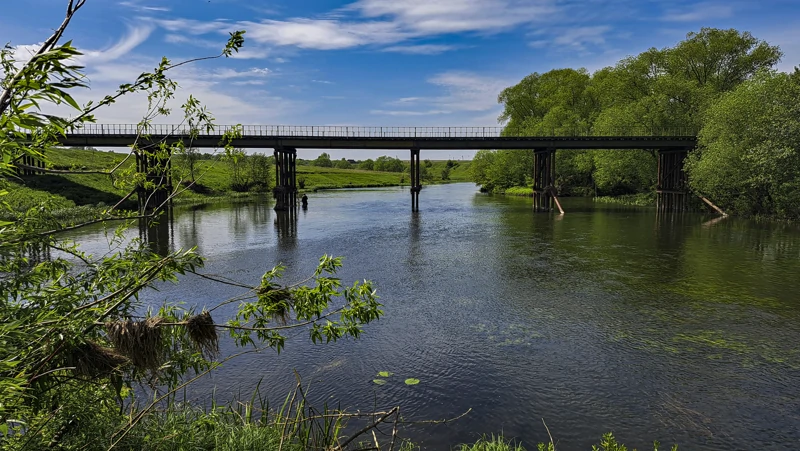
58,125 -> 698,150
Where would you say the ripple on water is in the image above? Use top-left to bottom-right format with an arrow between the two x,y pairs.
72,185 -> 800,451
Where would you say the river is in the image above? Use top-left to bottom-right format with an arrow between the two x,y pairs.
71,183 -> 800,450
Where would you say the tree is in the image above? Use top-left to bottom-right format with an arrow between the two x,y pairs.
486,28 -> 785,198
313,152 -> 332,167
334,157 -> 351,169
374,155 -> 405,172
228,149 -> 250,191
0,4 -> 382,448
248,152 -> 273,190
358,159 -> 374,170
687,71 -> 800,218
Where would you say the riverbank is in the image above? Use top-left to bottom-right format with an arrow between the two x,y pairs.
0,148 -> 472,220
490,186 -> 658,208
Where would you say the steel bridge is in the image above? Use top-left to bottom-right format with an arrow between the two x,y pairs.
54,124 -> 699,213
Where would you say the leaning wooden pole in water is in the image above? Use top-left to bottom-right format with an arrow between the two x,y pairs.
697,194 -> 728,217
548,186 -> 565,215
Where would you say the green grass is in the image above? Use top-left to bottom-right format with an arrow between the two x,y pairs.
297,165 -> 405,190
504,186 -> 534,197
593,192 -> 656,207
1,149 -> 476,220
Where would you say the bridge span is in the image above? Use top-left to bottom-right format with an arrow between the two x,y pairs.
54,124 -> 698,213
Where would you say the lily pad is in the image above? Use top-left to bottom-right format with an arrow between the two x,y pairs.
377,371 -> 393,377
372,379 -> 387,385
404,378 -> 420,386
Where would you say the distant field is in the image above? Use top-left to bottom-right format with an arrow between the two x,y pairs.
1,148 -> 474,215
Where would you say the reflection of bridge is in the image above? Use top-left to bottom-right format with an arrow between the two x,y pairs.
58,124 -> 698,213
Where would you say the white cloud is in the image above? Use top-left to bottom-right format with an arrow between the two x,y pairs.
210,67 -> 271,79
80,22 -> 155,64
156,18 -> 233,35
371,109 -> 450,116
239,19 -> 406,50
551,25 -> 612,50
119,1 -> 170,12
311,79 -> 334,84
374,71 -> 510,121
352,0 -> 554,34
382,44 -> 457,54
428,71 -> 511,112
152,0 -> 559,52
663,2 -> 734,22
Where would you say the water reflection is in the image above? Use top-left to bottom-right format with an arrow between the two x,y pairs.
274,207 -> 298,249
76,185 -> 800,451
139,207 -> 173,257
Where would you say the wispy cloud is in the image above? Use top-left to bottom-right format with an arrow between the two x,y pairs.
152,0 -> 558,52
428,71 -> 511,112
80,22 -> 155,63
119,1 -> 170,12
371,109 -> 450,116
663,2 -> 734,22
375,71 -> 510,119
352,0 -> 554,34
238,19 -> 406,50
552,25 -> 612,50
382,44 -> 457,54
210,67 -> 272,79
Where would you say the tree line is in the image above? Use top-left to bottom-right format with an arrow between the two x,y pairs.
471,28 -> 799,218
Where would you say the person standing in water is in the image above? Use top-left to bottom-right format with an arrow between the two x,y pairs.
301,194 -> 308,208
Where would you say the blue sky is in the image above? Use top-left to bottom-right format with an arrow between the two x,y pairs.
3,0 -> 799,159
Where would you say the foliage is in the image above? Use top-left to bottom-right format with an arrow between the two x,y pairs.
485,27 -> 788,207
227,148 -> 249,191
374,155 -> 406,172
455,434 -> 676,451
0,4 -> 384,449
248,152 -> 273,191
686,70 -> 800,218
313,152 -> 333,167
334,157 -> 352,169
358,158 -> 375,170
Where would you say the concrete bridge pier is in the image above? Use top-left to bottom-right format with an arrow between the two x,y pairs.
657,149 -> 689,212
410,148 -> 421,211
273,147 -> 297,211
136,146 -> 173,213
533,148 -> 556,212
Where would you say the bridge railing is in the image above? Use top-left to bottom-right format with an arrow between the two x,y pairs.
67,124 -> 698,138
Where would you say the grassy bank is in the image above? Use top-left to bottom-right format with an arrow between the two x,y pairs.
485,185 -> 660,208
593,193 -> 656,207
1,148 -> 472,219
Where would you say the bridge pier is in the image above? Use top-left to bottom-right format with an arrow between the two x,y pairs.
657,149 -> 689,212
533,148 -> 556,212
136,147 -> 173,213
410,148 -> 422,211
274,147 -> 297,211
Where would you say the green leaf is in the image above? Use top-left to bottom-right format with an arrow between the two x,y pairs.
377,371 -> 393,377
404,378 -> 420,386
372,379 -> 387,385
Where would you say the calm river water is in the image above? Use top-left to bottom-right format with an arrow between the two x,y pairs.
73,183 -> 800,450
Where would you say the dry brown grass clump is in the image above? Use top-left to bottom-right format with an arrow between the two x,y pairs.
256,285 -> 293,325
185,311 -> 219,359
105,317 -> 164,372
68,340 -> 129,378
